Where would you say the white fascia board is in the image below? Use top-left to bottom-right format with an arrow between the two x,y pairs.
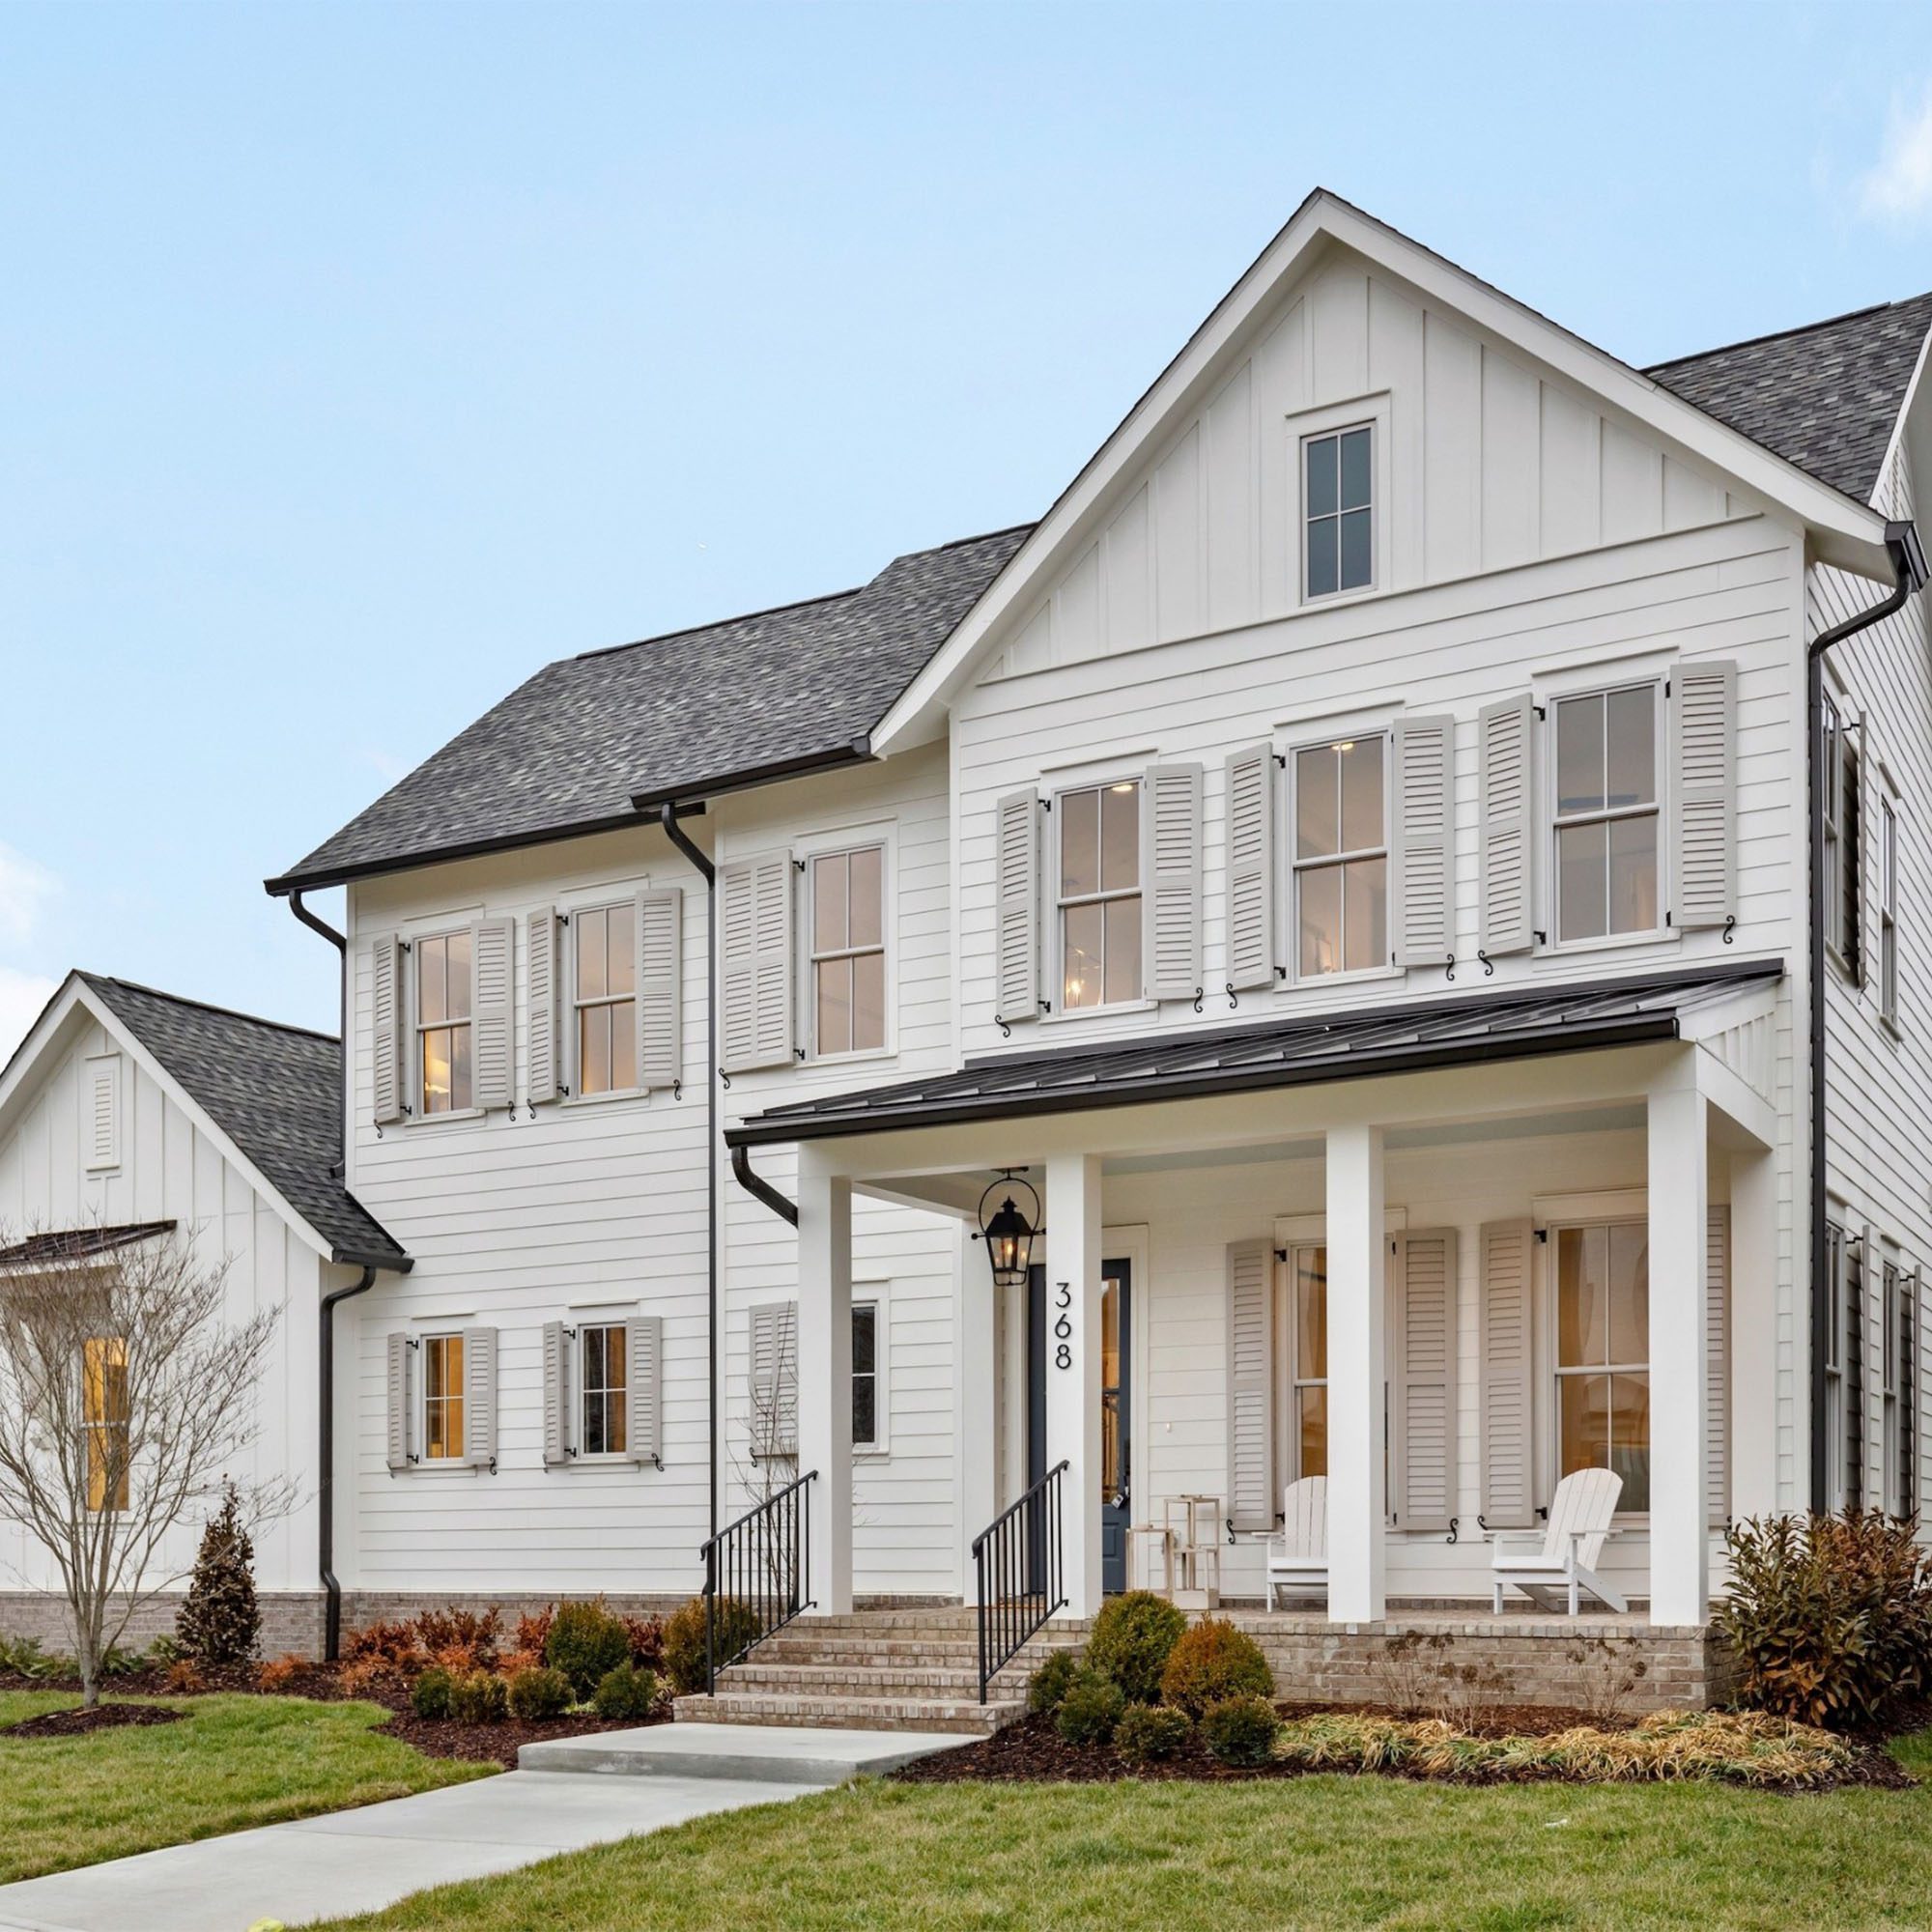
871,190 -> 1895,756
0,973 -> 336,1266
1873,319 -> 1932,508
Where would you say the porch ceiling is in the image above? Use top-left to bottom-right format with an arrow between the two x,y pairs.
728,958 -> 1783,1148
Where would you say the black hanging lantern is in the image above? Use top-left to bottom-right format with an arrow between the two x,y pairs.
978,1170 -> 1040,1290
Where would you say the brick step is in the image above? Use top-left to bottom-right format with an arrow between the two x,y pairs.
672,1690 -> 1023,1736
718,1662 -> 1020,1696
752,1632 -> 1073,1663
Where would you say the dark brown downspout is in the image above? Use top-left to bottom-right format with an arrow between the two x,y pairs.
1807,521 -> 1926,1510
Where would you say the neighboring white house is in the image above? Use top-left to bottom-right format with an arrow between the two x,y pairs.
10,192 -> 1932,1717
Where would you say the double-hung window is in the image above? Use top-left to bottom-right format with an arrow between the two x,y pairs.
1552,1220 -> 1650,1512
1881,799 -> 1899,1027
1883,1261 -> 1901,1514
1824,1222 -> 1847,1508
810,848 -> 886,1056
415,932 -> 473,1114
1552,684 -> 1661,944
1280,1245 -> 1328,1480
1823,695 -> 1862,977
580,1322 -> 628,1457
1058,781 -> 1142,1010
852,1301 -> 881,1452
1293,736 -> 1387,976
573,904 -> 638,1096
421,1333 -> 466,1462
82,1334 -> 129,1512
1303,425 -> 1373,599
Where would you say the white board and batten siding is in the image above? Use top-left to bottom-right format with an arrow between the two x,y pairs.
0,1011 -> 328,1596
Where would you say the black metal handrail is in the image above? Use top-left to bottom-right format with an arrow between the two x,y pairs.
972,1460 -> 1067,1702
699,1468 -> 816,1693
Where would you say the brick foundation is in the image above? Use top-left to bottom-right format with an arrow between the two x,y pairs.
0,1592 -> 326,1661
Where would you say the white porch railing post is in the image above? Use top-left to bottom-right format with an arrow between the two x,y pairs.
797,1149 -> 854,1617
1326,1122 -> 1386,1622
1648,1080 -> 1710,1625
1046,1152 -> 1105,1619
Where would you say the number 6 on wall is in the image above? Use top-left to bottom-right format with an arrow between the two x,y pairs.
1054,1282 -> 1072,1368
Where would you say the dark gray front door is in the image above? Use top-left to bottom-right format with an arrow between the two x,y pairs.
1028,1259 -> 1132,1595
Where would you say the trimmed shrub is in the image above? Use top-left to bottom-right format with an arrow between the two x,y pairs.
414,1605 -> 501,1676
622,1614 -> 667,1672
449,1670 -> 509,1724
507,1666 -> 574,1719
1055,1668 -> 1126,1747
1158,1618 -> 1274,1718
1087,1592 -> 1188,1705
545,1600 -> 633,1700
1115,1702 -> 1191,1765
255,1653 -> 307,1691
661,1596 -> 764,1696
175,1481 -> 260,1669
1202,1694 -> 1279,1767
594,1662 -> 662,1720
1026,1648 -> 1084,1718
163,1658 -> 208,1694
1715,1509 -> 1932,1729
410,1665 -> 455,1719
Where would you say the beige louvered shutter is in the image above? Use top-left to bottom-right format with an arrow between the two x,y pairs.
541,1320 -> 571,1466
463,1326 -> 497,1470
994,790 -> 1041,1025
1393,1230 -> 1459,1533
1226,1239 -> 1275,1533
1393,715 -> 1457,968
1224,745 -> 1277,992
1477,696 -> 1536,958
628,1315 -> 663,1466
1478,1219 -> 1536,1528
526,908 -> 560,1105
84,1055 -> 121,1170
720,853 -> 794,1073
1143,763 -> 1205,1001
751,1302 -> 799,1459
1671,660 -> 1737,932
469,919 -> 515,1111
371,934 -> 408,1125
636,890 -> 683,1091
1707,1207 -> 1729,1527
385,1332 -> 412,1470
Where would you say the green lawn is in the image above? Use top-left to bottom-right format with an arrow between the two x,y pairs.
0,1690 -> 491,1883
312,1736 -> 1932,1932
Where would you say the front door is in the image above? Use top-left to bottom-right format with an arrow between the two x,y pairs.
1028,1259 -> 1132,1594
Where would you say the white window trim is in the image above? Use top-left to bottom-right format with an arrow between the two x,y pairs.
1879,780 -> 1900,1036
1287,393 -> 1392,611
1822,695 -> 1864,983
416,1328 -> 469,1467
1046,772 -> 1152,1020
1824,1217 -> 1848,1511
1882,1250 -> 1902,1515
852,1289 -> 889,1459
1540,676 -> 1670,955
576,1317 -> 632,1463
793,824 -> 897,1065
402,917 -> 485,1125
1536,1210 -> 1653,1521
1281,722 -> 1399,986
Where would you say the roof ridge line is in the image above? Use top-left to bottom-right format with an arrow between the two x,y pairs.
83,973 -> 340,1046
572,583 -> 867,662
1645,295 -> 1932,373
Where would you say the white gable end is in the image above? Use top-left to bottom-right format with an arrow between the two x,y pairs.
988,246 -> 1747,682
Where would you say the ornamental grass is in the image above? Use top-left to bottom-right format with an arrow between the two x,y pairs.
1270,1708 -> 1855,1789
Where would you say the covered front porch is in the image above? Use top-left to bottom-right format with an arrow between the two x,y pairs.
734,962 -> 1786,1652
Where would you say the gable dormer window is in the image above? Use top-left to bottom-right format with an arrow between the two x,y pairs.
414,931 -> 473,1114
1303,424 -> 1373,598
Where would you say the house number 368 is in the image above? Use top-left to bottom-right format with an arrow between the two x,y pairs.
1053,1283 -> 1072,1370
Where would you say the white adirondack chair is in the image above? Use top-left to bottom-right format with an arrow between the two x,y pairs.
1489,1467 -> 1628,1615
1264,1476 -> 1327,1608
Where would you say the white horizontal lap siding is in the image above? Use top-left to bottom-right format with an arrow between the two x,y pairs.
955,515 -> 1805,1053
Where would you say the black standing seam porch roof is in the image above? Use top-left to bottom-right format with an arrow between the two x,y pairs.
726,959 -> 1784,1148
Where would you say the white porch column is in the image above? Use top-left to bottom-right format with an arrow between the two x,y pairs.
1325,1123 -> 1386,1622
957,1221 -> 997,1601
1046,1153 -> 1105,1619
797,1148 -> 853,1617
1648,1082 -> 1710,1625
1728,1144 -> 1779,1520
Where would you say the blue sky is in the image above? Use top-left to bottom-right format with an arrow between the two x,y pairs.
5,0 -> 1932,1057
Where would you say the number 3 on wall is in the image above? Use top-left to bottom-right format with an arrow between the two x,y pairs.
1054,1282 -> 1072,1369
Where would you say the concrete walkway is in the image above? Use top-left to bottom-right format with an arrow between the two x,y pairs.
0,1723 -> 970,1932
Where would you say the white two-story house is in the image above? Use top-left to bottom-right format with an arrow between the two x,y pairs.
7,191 -> 1931,1722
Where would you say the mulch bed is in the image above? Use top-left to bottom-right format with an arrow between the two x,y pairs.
890,1711 -> 1915,1794
0,1662 -> 670,1772
1,1701 -> 186,1741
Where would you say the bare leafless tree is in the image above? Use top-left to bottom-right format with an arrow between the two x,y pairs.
0,1226 -> 286,1705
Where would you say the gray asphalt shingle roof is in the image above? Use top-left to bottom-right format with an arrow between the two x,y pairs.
727,959 -> 1783,1146
81,975 -> 406,1265
1648,292 -> 1932,503
272,526 -> 1034,892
